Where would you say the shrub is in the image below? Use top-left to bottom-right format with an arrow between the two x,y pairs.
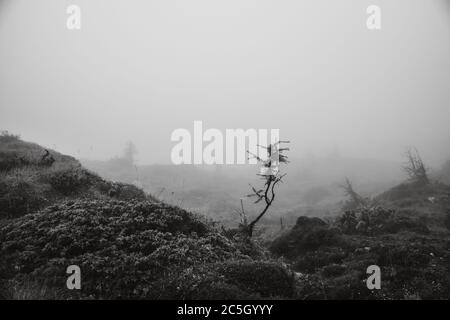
383,215 -> 429,234
320,263 -> 347,278
322,270 -> 369,299
293,247 -> 347,273
336,206 -> 429,235
215,260 -> 295,298
270,216 -> 344,258
45,165 -> 94,195
0,131 -> 20,144
103,182 -> 146,200
0,169 -> 48,218
153,265 -> 254,299
0,154 -> 152,219
0,199 -> 249,299
337,211 -> 358,234
161,260 -> 295,299
296,274 -> 328,300
375,245 -> 431,269
0,151 -> 29,171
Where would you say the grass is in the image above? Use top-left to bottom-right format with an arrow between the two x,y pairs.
3,279 -> 69,300
1,130 -> 450,299
268,180 -> 450,299
0,132 -> 151,219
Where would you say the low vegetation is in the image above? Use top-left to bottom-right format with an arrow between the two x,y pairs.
0,133 -> 295,299
1,132 -> 449,299
0,199 -> 296,299
269,180 -> 450,299
0,131 -> 149,219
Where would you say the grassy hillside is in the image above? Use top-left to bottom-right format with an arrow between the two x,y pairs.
270,181 -> 450,299
0,199 -> 296,299
376,181 -> 450,231
0,131 -> 150,220
0,132 -> 295,299
2,131 -> 449,300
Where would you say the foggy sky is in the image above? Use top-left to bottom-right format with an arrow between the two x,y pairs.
1,0 -> 450,166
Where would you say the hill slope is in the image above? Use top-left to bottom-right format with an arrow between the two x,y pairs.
0,132 -> 294,299
269,181 -> 450,299
0,132 -> 149,220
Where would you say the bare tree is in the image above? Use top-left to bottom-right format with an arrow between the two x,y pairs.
340,177 -> 366,208
403,147 -> 429,185
238,141 -> 289,237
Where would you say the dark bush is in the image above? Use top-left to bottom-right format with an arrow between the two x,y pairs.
153,264 -> 257,299
376,245 -> 431,269
215,260 -> 295,298
46,166 -> 94,195
337,211 -> 358,234
270,216 -> 344,258
382,215 -> 429,234
336,206 -> 429,235
0,173 -> 47,218
321,264 -> 347,278
0,151 -> 29,172
106,182 -> 146,200
293,247 -> 347,273
161,259 -> 295,299
0,199 -> 248,299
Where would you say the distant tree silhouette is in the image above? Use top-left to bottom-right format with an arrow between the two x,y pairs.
403,147 -> 429,185
123,141 -> 137,165
340,177 -> 366,208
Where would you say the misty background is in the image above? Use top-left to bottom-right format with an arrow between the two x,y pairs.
1,0 -> 450,224
1,0 -> 450,165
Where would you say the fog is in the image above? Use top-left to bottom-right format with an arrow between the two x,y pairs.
1,0 -> 450,166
